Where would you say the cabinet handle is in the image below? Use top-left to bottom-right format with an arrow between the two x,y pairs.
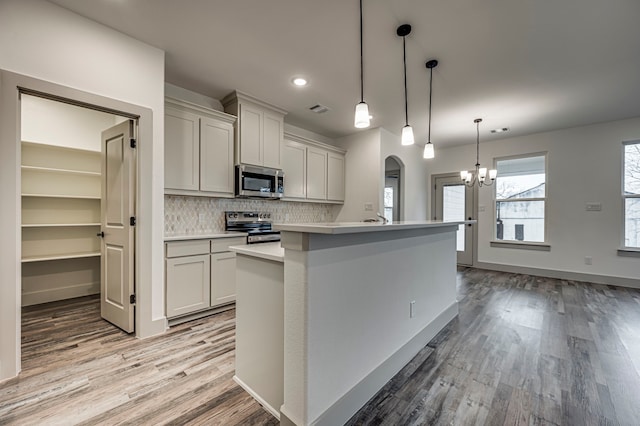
97,231 -> 104,238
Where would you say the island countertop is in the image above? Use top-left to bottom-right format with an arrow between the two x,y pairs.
273,220 -> 473,235
229,242 -> 284,263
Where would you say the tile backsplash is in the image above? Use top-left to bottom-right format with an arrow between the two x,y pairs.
165,195 -> 340,236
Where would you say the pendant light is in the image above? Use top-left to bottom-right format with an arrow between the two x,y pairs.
354,0 -> 370,128
423,59 -> 438,159
397,24 -> 414,145
460,118 -> 498,187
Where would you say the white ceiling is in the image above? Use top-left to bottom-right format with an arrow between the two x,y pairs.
48,0 -> 640,148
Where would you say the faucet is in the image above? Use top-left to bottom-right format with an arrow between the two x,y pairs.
376,212 -> 389,224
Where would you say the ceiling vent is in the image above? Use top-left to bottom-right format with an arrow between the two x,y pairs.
309,104 -> 330,114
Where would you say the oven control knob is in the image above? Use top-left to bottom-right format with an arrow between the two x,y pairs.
266,213 -> 271,218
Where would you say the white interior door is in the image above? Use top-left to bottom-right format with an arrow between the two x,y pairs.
434,174 -> 474,266
100,120 -> 136,332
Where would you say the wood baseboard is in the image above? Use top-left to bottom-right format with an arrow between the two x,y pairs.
473,261 -> 640,289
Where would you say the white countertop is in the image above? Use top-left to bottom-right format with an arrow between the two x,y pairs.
164,231 -> 247,242
273,220 -> 472,235
229,242 -> 284,263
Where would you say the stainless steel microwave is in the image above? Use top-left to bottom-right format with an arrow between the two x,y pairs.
235,164 -> 284,199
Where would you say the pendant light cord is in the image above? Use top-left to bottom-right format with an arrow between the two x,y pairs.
476,121 -> 481,167
427,67 -> 433,143
359,0 -> 364,103
402,36 -> 408,126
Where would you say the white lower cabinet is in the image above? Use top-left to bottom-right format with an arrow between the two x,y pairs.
165,236 -> 245,319
211,252 -> 237,307
166,254 -> 211,318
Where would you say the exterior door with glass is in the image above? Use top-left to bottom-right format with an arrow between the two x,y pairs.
433,174 -> 474,266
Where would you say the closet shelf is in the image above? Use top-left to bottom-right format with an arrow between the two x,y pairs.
21,193 -> 101,200
22,252 -> 101,263
22,223 -> 101,228
21,165 -> 101,176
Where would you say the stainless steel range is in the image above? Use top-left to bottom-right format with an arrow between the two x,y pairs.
225,211 -> 281,244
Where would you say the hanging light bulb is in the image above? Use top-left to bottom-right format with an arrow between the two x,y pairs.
397,24 -> 414,145
423,59 -> 438,159
354,0 -> 370,129
402,125 -> 414,145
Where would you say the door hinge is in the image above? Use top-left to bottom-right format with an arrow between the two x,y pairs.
130,294 -> 136,304
130,216 -> 136,226
130,138 -> 137,148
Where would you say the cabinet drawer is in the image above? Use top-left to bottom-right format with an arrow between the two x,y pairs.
166,240 -> 210,258
211,237 -> 246,253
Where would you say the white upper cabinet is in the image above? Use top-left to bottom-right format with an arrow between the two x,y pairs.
164,98 -> 236,197
222,91 -> 286,169
283,139 -> 307,199
306,146 -> 327,201
282,133 -> 346,204
165,107 -> 199,191
327,152 -> 345,202
200,116 -> 234,194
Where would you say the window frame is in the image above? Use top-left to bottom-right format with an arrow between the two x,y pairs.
492,152 -> 549,246
622,140 -> 640,251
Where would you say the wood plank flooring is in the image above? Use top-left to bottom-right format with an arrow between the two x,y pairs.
0,297 -> 277,425
347,268 -> 640,425
2,268 -> 640,425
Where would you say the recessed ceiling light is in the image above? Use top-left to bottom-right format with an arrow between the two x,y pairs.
490,127 -> 509,134
292,77 -> 308,87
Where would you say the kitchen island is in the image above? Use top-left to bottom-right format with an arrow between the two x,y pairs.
231,220 -> 469,426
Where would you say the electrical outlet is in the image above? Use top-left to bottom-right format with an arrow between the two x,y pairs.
198,213 -> 206,223
410,300 -> 416,318
585,256 -> 593,265
285,213 -> 290,222
364,202 -> 374,211
585,203 -> 602,211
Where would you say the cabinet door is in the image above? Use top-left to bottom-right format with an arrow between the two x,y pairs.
239,103 -> 262,167
306,147 -> 327,200
211,252 -> 236,307
282,139 -> 306,199
200,117 -> 234,194
166,254 -> 211,318
327,152 -> 345,202
263,111 -> 283,169
165,107 -> 199,191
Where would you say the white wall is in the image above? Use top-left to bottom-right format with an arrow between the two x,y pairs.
0,0 -> 166,380
21,95 -> 119,151
380,128 -> 429,220
429,117 -> 640,283
334,128 -> 382,221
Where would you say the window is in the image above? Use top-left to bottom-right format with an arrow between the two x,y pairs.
624,141 -> 640,248
495,154 -> 546,243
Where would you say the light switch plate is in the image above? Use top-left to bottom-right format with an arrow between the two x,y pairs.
364,202 -> 374,211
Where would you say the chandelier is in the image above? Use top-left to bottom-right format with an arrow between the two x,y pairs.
460,118 -> 497,187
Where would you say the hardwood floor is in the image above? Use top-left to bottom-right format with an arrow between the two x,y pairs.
0,297 -> 277,425
2,268 -> 640,425
348,268 -> 640,425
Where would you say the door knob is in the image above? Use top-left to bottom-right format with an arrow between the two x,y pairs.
97,231 -> 104,238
